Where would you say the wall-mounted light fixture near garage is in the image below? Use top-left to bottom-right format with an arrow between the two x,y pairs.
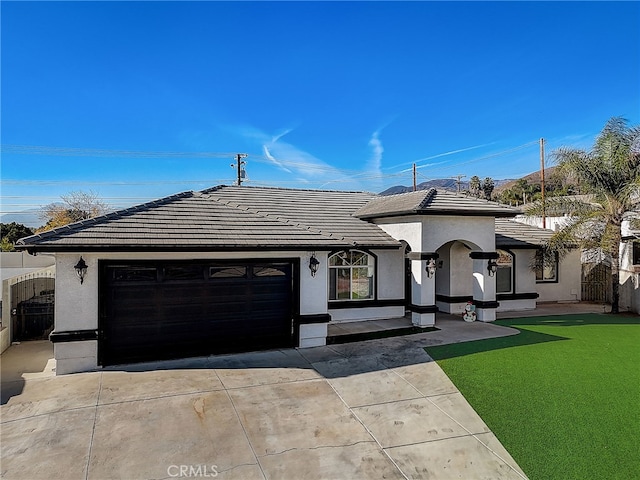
425,258 -> 437,278
309,252 -> 320,277
74,256 -> 88,284
487,259 -> 498,277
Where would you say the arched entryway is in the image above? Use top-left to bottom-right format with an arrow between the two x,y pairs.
434,240 -> 476,314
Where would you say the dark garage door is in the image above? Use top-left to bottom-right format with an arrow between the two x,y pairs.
99,260 -> 296,366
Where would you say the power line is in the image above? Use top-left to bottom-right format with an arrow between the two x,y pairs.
414,140 -> 539,172
1,144 -> 238,159
2,140 -> 543,191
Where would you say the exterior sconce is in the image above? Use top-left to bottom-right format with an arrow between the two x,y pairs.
487,259 -> 498,277
426,258 -> 437,278
309,253 -> 320,277
74,256 -> 88,284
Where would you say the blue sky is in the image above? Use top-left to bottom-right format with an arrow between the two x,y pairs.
2,1 -> 639,226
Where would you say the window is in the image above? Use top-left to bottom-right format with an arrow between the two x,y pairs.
253,265 -> 288,277
535,250 -> 558,282
209,266 -> 247,279
496,250 -> 513,294
329,250 -> 375,301
633,242 -> 640,265
163,265 -> 204,281
112,267 -> 158,282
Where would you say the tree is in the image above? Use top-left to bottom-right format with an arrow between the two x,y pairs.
526,117 -> 640,313
482,177 -> 495,200
497,187 -> 520,206
37,191 -> 110,233
1,222 -> 34,251
469,176 -> 481,197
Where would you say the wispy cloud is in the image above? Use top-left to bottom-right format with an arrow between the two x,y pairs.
263,145 -> 292,174
366,129 -> 385,190
235,124 -> 361,189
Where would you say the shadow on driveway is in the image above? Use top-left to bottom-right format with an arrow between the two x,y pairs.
1,340 -> 53,404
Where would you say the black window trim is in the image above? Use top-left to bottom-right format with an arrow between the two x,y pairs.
535,250 -> 559,284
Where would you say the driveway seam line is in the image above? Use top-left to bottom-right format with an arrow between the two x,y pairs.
345,393 -> 424,409
382,432 -> 487,450
216,376 -> 321,391
323,378 -> 411,480
468,432 -> 529,480
256,439 -> 377,457
395,368 -> 528,479
96,387 -> 225,406
0,404 -> 98,425
84,372 -> 102,480
216,371 -> 267,480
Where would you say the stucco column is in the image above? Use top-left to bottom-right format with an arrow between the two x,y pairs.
470,252 -> 499,322
298,251 -> 330,348
408,253 -> 438,327
52,253 -> 99,374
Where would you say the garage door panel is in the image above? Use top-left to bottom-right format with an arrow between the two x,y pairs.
100,261 -> 295,365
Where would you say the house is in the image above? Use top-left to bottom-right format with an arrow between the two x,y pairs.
15,186 -> 580,374
620,219 -> 640,313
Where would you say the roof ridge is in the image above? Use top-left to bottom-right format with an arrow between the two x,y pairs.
417,188 -> 437,210
199,184 -> 370,195
16,191 -> 195,245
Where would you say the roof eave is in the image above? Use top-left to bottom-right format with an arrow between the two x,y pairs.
16,242 -> 402,254
357,209 -> 518,220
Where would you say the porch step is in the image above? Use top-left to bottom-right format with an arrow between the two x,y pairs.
326,317 -> 438,345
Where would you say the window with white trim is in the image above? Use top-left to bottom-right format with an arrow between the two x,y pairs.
328,250 -> 375,301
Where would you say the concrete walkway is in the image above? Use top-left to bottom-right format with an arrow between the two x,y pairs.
0,321 -> 530,479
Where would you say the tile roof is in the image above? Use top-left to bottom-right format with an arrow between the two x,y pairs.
355,188 -> 519,219
494,218 -> 554,248
16,186 -> 401,252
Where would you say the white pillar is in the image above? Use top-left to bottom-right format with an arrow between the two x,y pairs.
471,253 -> 498,322
409,256 -> 437,327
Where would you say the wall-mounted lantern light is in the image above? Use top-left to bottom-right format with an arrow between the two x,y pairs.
309,252 -> 320,277
74,256 -> 88,284
487,259 -> 498,277
426,258 -> 437,278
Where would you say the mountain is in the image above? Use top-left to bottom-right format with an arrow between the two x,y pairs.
493,166 -> 557,195
380,178 -> 513,196
0,209 -> 42,229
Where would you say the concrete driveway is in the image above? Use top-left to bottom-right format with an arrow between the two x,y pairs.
1,321 -> 528,480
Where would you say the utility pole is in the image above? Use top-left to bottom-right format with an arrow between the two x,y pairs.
453,174 -> 466,193
231,153 -> 248,186
540,138 -> 546,229
413,163 -> 417,192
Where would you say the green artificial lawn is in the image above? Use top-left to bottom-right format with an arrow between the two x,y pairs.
425,314 -> 640,480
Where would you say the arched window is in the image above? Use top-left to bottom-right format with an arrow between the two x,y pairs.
496,250 -> 514,294
328,250 -> 375,301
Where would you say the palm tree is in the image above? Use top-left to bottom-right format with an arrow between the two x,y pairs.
482,177 -> 495,200
527,117 -> 640,313
469,176 -> 481,197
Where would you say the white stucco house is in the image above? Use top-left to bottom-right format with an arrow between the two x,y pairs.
620,218 -> 640,313
16,186 -> 581,374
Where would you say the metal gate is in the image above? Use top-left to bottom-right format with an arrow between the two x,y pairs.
581,262 -> 611,303
11,273 -> 55,341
